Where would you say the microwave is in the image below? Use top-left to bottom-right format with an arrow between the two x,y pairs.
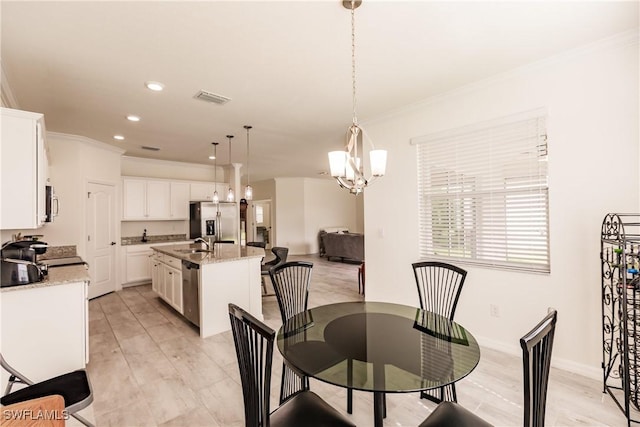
45,185 -> 58,222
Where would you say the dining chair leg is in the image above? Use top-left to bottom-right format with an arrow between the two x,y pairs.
373,392 -> 385,427
382,393 -> 386,418
347,358 -> 353,414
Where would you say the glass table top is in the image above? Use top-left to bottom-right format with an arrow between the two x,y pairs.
276,301 -> 480,393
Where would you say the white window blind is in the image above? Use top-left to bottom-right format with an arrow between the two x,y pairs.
414,111 -> 549,273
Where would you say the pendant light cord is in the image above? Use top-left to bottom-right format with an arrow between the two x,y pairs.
244,126 -> 252,187
351,0 -> 357,126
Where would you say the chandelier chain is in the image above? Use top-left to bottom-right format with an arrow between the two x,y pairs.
351,0 -> 357,125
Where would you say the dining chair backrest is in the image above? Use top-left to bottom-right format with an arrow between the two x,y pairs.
264,247 -> 289,269
520,309 -> 557,427
229,303 -> 275,427
412,261 -> 467,320
269,261 -> 313,323
269,261 -> 313,404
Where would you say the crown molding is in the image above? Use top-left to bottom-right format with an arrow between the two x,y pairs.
367,28 -> 639,125
1,63 -> 19,109
47,131 -> 126,154
121,155 -> 217,171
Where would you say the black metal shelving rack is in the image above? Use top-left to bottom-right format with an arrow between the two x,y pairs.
601,213 -> 640,426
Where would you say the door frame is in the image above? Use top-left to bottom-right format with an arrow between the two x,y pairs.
85,179 -> 120,297
250,199 -> 273,248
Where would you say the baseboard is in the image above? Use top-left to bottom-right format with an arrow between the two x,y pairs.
476,335 -> 602,381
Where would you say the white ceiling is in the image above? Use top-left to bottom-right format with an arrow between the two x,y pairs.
2,1 -> 637,182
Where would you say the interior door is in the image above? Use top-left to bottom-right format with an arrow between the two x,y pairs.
86,182 -> 117,299
252,200 -> 272,249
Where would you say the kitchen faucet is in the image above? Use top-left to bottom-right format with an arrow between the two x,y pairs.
194,237 -> 210,250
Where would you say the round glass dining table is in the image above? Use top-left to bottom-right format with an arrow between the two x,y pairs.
276,301 -> 480,427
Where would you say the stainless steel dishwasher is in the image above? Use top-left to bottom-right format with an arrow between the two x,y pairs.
182,260 -> 200,327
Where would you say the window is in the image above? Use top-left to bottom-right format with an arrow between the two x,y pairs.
255,205 -> 264,224
414,110 -> 549,273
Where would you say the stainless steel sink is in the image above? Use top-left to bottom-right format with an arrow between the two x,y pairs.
175,248 -> 211,254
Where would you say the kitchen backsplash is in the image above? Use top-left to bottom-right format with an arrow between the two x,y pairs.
39,245 -> 77,259
121,234 -> 188,246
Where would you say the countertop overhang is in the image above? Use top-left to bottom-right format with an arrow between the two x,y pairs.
151,243 -> 265,265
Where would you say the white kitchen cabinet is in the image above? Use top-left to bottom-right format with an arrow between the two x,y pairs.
0,108 -> 48,229
123,177 -> 170,220
151,255 -> 160,294
122,241 -> 190,286
190,182 -> 215,201
170,182 -> 190,219
123,177 -> 191,220
189,182 -> 228,202
122,178 -> 148,220
124,245 -> 153,283
1,281 -> 88,383
150,251 -> 183,314
146,180 -> 171,219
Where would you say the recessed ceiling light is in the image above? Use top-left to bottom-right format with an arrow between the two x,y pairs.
145,81 -> 164,91
113,135 -> 125,140
126,115 -> 141,122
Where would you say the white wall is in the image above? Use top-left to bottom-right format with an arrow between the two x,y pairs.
1,133 -> 124,254
274,178 -> 307,254
303,178 -> 358,253
250,178 -> 358,254
363,31 -> 639,378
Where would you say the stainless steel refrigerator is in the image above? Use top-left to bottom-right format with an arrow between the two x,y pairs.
189,201 -> 238,243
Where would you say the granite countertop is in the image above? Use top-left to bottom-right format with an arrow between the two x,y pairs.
122,234 -> 189,246
152,243 -> 265,265
1,264 -> 90,293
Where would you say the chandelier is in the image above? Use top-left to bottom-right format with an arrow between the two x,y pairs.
328,0 -> 387,195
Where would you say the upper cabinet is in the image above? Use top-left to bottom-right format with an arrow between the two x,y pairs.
190,182 -> 227,202
170,182 -> 190,219
122,177 -> 192,221
0,108 -> 48,229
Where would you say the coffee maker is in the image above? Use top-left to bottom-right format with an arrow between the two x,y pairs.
1,240 -> 48,287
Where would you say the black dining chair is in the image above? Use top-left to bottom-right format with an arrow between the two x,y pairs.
419,310 -> 558,427
261,246 -> 289,296
228,303 -> 355,427
0,353 -> 94,427
269,261 -> 313,404
412,261 -> 468,403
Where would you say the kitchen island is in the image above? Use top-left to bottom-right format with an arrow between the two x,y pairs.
151,242 -> 264,338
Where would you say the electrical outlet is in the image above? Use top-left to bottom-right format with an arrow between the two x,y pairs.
490,304 -> 500,318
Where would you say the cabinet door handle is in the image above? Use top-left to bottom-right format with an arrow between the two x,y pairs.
111,242 -> 116,245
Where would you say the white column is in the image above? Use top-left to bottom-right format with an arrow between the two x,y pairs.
231,163 -> 242,243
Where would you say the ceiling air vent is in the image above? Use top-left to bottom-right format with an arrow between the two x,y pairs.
141,145 -> 160,151
194,90 -> 231,105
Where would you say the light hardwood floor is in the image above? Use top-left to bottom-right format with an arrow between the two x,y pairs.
85,254 -> 626,426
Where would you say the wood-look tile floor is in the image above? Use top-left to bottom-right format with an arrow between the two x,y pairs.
85,254 -> 626,426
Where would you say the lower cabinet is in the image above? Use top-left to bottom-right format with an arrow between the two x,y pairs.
123,241 -> 190,286
0,281 -> 88,384
151,253 -> 183,314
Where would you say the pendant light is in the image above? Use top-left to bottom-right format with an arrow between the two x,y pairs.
226,135 -> 235,202
244,125 -> 253,201
211,142 -> 220,204
328,0 -> 387,195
